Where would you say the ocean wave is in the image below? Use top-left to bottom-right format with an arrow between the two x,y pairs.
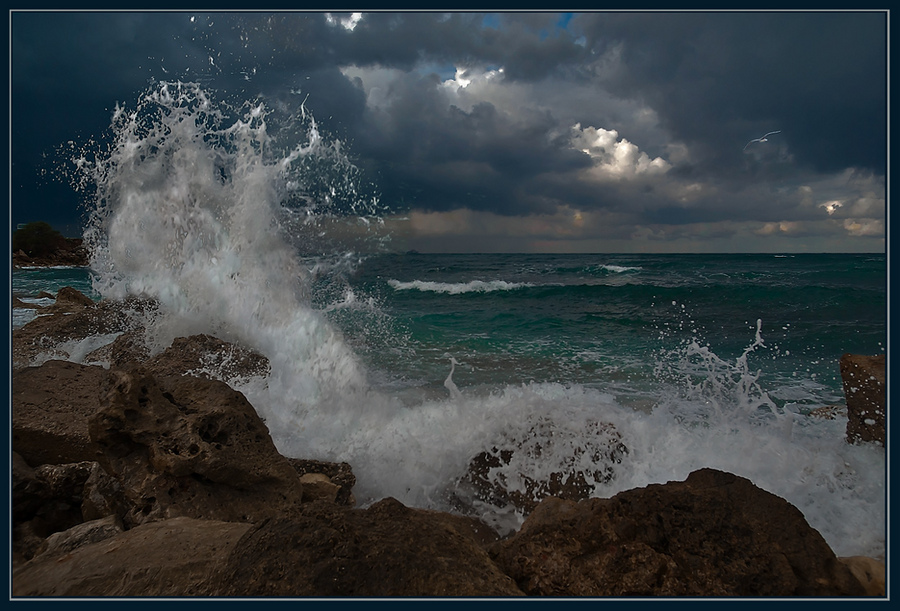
387,279 -> 533,294
599,264 -> 642,273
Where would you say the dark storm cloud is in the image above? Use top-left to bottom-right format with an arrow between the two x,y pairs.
572,11 -> 886,176
10,10 -> 887,251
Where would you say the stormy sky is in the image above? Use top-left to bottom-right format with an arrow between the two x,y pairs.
10,10 -> 888,253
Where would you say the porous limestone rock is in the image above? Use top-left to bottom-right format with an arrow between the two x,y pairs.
88,367 -> 305,528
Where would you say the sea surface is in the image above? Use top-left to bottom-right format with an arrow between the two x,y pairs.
10,82 -> 888,560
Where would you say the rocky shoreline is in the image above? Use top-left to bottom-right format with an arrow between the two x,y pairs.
10,286 -> 886,597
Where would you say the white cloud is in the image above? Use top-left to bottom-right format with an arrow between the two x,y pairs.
819,200 -> 843,215
325,12 -> 363,31
570,123 -> 670,180
843,218 -> 883,237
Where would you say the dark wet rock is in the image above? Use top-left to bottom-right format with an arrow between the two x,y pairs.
489,468 -> 866,597
213,497 -> 522,597
457,419 -> 628,516
88,367 -> 304,528
83,328 -> 152,368
840,353 -> 886,447
46,286 -> 95,312
11,452 -> 97,561
144,333 -> 270,381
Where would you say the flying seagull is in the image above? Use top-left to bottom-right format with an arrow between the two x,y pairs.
743,130 -> 781,151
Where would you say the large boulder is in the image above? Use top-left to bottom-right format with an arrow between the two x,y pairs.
213,497 -> 522,597
88,367 -> 305,527
839,353 -> 886,447
12,361 -> 110,465
12,517 -> 253,597
12,500 -> 518,598
489,468 -> 866,597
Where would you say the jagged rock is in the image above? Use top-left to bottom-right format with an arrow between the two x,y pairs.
840,353 -> 886,447
286,458 -> 357,507
839,556 -> 885,596
12,361 -> 110,465
88,367 -> 304,528
11,517 -> 253,597
213,498 -> 522,597
144,334 -> 270,381
489,468 -> 866,597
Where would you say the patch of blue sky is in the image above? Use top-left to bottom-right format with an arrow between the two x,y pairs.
481,13 -> 500,30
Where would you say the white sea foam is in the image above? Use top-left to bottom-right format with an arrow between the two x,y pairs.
65,82 -> 883,559
599,264 -> 641,273
388,279 -> 533,294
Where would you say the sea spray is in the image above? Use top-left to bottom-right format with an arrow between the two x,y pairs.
72,82 -> 379,417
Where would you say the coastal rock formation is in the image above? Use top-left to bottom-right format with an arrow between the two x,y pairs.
839,353 -> 886,447
488,468 -> 867,597
89,366 -> 305,528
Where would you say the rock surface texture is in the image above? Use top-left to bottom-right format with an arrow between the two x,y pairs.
488,468 -> 867,597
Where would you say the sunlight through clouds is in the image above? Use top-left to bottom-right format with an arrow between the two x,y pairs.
570,123 -> 670,179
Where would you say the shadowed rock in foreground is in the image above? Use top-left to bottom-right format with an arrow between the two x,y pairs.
489,468 -> 865,597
